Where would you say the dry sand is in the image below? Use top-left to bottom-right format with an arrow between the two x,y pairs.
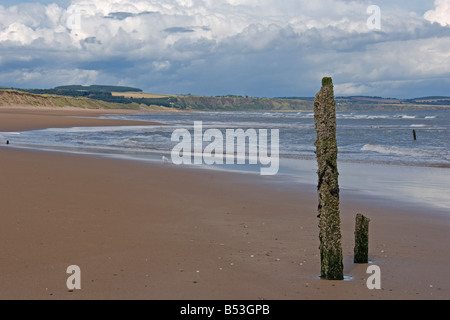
0,107 -> 449,300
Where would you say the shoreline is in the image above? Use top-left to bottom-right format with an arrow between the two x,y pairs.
0,107 -> 449,300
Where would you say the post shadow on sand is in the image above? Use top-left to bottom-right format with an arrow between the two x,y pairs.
313,77 -> 371,281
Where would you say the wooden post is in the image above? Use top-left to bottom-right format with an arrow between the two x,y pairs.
314,77 -> 344,280
354,213 -> 370,263
413,129 -> 417,141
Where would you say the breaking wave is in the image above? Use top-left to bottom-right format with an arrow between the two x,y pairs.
361,144 -> 434,158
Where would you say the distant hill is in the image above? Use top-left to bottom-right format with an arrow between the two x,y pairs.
54,85 -> 142,93
410,96 -> 450,100
1,85 -> 449,111
12,87 -> 178,109
0,89 -> 167,110
334,96 -> 450,110
174,95 -> 312,111
406,96 -> 450,105
275,96 -> 315,101
9,86 -> 315,111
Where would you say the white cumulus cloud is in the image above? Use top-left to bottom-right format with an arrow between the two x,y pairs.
425,0 -> 450,26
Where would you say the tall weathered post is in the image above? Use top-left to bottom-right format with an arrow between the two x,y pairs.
314,77 -> 344,280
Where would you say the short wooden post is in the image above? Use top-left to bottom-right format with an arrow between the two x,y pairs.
413,129 -> 417,141
354,213 -> 370,263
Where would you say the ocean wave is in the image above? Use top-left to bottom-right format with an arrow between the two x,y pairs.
41,125 -> 156,133
339,114 -> 391,120
263,112 -> 286,118
336,114 -> 439,121
395,115 -> 417,119
297,113 -> 314,118
361,144 -> 433,158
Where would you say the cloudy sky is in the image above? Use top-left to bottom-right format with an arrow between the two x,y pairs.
0,0 -> 449,98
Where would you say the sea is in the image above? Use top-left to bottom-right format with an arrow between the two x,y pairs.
1,110 -> 449,211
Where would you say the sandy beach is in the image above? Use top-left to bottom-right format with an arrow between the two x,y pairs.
0,107 -> 449,300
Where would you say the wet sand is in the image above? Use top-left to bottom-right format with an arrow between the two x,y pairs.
0,107 -> 449,300
0,107 -> 161,131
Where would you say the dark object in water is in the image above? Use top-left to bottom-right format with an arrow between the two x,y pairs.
413,130 -> 417,141
6,140 -> 9,145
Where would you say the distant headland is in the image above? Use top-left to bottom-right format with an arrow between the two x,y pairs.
1,85 -> 449,111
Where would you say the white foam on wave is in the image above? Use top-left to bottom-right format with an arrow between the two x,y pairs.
337,114 -> 392,120
0,132 -> 21,144
361,144 -> 432,158
40,125 -> 156,133
396,115 -> 417,119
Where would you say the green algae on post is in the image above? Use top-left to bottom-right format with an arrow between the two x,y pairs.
354,213 -> 370,264
322,77 -> 333,87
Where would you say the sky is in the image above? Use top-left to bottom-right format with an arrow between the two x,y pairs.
0,0 -> 449,98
